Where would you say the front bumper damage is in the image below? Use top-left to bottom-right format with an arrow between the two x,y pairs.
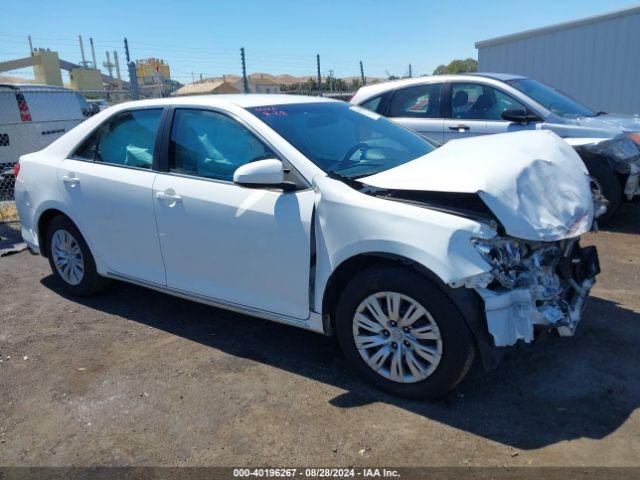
463,237 -> 600,347
572,135 -> 640,201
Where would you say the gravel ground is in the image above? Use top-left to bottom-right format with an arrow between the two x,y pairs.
0,204 -> 638,468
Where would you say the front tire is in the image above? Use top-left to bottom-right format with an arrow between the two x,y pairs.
335,266 -> 476,400
46,216 -> 109,296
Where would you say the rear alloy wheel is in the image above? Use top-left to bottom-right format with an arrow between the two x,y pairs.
51,229 -> 85,286
46,216 -> 109,296
336,266 -> 476,399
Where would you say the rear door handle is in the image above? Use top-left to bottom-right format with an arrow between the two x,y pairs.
156,191 -> 183,203
449,124 -> 470,131
62,175 -> 80,185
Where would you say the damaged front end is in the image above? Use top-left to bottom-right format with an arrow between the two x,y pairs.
571,133 -> 640,201
460,235 -> 600,347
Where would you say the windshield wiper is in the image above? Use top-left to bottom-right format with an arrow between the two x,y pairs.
327,170 -> 366,189
327,170 -> 353,181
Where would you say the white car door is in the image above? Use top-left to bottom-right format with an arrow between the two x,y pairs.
386,83 -> 444,144
153,108 -> 314,319
58,108 -> 166,285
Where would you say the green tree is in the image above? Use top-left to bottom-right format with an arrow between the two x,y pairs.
433,58 -> 477,75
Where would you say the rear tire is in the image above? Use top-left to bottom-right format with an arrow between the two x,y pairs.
335,265 -> 476,400
46,216 -> 109,296
587,161 -> 622,223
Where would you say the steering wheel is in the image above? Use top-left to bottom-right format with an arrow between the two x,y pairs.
337,142 -> 371,167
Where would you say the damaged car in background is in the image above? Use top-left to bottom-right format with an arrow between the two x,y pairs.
351,73 -> 640,221
15,96 -> 600,399
566,134 -> 640,220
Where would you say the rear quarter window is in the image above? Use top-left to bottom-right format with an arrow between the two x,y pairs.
0,89 -> 22,124
21,91 -> 85,122
360,96 -> 384,113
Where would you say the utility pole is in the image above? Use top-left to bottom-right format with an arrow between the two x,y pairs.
200,73 -> 203,82
316,54 -> 322,96
329,69 -> 334,93
78,35 -> 88,68
408,63 -> 412,78
113,50 -> 123,89
359,60 -> 366,86
89,37 -> 98,70
240,47 -> 249,93
124,38 -> 139,100
28,35 -> 33,55
104,51 -> 114,77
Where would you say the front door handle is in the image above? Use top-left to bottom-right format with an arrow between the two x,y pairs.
156,191 -> 183,203
449,124 -> 470,131
62,174 -> 80,185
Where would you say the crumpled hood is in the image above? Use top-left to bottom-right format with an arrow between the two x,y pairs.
574,113 -> 640,134
360,130 -> 594,241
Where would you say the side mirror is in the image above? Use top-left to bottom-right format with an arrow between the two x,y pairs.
501,108 -> 540,124
233,159 -> 284,186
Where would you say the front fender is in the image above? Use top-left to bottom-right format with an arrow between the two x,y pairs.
312,175 -> 494,313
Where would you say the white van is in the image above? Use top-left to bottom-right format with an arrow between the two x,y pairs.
0,84 -> 90,181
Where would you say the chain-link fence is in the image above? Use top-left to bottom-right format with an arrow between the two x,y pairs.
0,85 -> 113,207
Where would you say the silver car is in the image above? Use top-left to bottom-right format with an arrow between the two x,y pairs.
351,73 -> 640,221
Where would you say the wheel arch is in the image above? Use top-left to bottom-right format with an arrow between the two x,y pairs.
321,251 -> 503,370
37,208 -> 75,258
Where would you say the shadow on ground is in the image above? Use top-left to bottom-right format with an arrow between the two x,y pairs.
41,272 -> 640,451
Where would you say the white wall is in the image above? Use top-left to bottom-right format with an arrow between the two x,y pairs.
477,10 -> 640,114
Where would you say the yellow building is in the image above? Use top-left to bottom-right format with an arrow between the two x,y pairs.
0,50 -> 63,86
135,58 -> 170,85
69,68 -> 102,91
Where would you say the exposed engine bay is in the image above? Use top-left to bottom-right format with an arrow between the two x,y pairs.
458,236 -> 600,347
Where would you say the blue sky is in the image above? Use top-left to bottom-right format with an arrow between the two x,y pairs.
1,0 -> 638,82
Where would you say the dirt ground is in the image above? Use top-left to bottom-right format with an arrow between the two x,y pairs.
0,204 -> 639,468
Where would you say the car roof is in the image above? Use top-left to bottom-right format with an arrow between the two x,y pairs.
351,73 -> 527,103
121,94 -> 337,110
459,72 -> 525,81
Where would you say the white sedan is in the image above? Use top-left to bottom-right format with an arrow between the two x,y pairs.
15,94 -> 600,399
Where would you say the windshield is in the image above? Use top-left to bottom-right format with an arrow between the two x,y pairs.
247,102 -> 435,178
506,78 -> 596,118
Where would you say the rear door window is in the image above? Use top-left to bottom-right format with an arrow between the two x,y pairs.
72,109 -> 163,168
388,83 -> 442,118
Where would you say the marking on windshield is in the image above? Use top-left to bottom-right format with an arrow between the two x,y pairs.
252,106 -> 288,117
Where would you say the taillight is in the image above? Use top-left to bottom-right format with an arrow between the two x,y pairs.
15,93 -> 32,122
13,162 -> 20,177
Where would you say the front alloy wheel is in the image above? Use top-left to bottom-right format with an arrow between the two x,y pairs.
336,266 -> 476,399
353,292 -> 442,383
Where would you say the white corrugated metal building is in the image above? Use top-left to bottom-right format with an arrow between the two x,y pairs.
476,6 -> 640,114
